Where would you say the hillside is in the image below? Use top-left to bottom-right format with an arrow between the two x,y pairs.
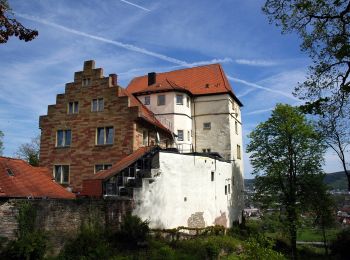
245,171 -> 348,191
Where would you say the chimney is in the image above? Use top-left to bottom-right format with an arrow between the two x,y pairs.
148,72 -> 156,86
109,74 -> 117,86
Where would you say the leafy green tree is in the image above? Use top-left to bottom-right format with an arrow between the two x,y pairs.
247,104 -> 326,259
0,0 -> 38,43
263,0 -> 350,106
15,135 -> 40,166
0,130 -> 3,155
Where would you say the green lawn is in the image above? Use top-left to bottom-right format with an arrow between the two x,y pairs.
297,228 -> 339,242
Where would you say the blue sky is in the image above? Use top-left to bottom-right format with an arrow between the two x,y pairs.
0,0 -> 345,178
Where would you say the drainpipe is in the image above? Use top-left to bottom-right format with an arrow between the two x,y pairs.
193,97 -> 196,153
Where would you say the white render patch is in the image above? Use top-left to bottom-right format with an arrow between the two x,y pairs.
133,152 -> 244,229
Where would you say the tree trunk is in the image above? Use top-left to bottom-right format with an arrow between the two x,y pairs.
290,223 -> 297,260
321,225 -> 329,257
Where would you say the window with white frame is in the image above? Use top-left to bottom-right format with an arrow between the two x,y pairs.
54,165 -> 69,184
203,122 -> 211,130
92,98 -> 104,112
177,130 -> 184,141
157,95 -> 165,106
96,127 -> 114,145
95,164 -> 112,173
56,130 -> 71,147
176,94 -> 183,105
82,78 -> 91,86
67,101 -> 79,114
237,144 -> 241,159
144,96 -> 150,105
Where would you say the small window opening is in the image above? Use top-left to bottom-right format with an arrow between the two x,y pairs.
225,185 -> 227,195
211,171 -> 214,182
6,168 -> 14,176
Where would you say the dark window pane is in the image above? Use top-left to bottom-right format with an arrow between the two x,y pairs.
97,128 -> 105,145
62,165 -> 69,183
74,102 -> 79,113
65,130 -> 71,146
157,95 -> 165,106
54,165 -> 61,182
106,127 -> 114,144
92,99 -> 97,112
95,164 -> 104,172
57,130 -> 64,147
98,98 -> 104,111
105,164 -> 112,170
68,102 -> 73,114
176,95 -> 183,105
144,96 -> 150,105
177,130 -> 183,141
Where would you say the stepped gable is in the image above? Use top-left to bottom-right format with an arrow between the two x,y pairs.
0,157 -> 75,199
126,63 -> 243,106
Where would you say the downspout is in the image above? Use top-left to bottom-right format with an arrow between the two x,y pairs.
193,97 -> 196,153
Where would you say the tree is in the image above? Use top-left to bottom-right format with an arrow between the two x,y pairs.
263,0 -> 350,104
15,135 -> 40,166
313,103 -> 350,190
0,130 -> 3,155
0,0 -> 38,43
247,104 -> 326,259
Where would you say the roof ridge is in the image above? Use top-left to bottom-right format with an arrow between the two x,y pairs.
132,63 -> 221,80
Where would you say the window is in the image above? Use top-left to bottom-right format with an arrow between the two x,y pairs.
225,185 -> 227,195
211,171 -> 214,182
82,78 -> 91,86
237,144 -> 241,159
54,165 -> 69,184
143,130 -> 148,146
67,101 -> 79,114
56,130 -> 71,147
96,127 -> 114,145
6,168 -> 14,176
92,98 -> 104,112
203,122 -> 211,130
235,121 -> 238,135
95,164 -> 112,173
144,96 -> 150,105
187,131 -> 190,141
228,183 -> 231,194
186,96 -> 190,107
177,130 -> 184,141
176,94 -> 183,105
202,148 -> 211,153
157,95 -> 165,106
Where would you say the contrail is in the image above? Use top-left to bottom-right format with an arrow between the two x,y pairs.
15,13 -> 187,66
227,76 -> 300,101
120,0 -> 150,12
16,13 -> 299,101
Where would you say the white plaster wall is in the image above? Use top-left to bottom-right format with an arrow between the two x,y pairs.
193,94 -> 232,159
133,152 -> 240,229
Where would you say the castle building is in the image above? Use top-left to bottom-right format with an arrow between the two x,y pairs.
39,60 -> 244,228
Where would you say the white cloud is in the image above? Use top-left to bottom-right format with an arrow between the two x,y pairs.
119,0 -> 151,11
228,75 -> 300,101
235,59 -> 279,67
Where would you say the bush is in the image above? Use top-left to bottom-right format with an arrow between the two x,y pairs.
0,201 -> 48,260
239,235 -> 286,260
330,228 -> 350,260
58,210 -> 112,259
113,214 -> 150,249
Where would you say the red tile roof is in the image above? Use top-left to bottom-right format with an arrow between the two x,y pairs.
92,146 -> 153,180
126,64 -> 243,106
0,157 -> 75,199
119,88 -> 172,133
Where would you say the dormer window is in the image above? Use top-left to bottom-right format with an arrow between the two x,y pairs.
6,168 -> 14,176
82,78 -> 91,86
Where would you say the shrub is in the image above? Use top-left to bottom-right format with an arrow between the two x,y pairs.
58,210 -> 111,259
113,214 -> 150,249
330,228 -> 350,260
0,201 -> 48,260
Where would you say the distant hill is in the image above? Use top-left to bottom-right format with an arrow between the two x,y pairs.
245,171 -> 348,191
324,171 -> 348,190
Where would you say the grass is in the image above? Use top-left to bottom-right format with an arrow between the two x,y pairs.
297,228 -> 339,242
